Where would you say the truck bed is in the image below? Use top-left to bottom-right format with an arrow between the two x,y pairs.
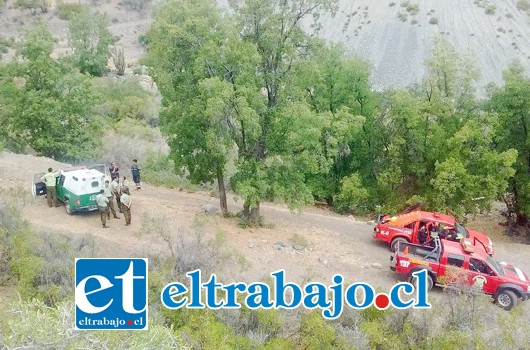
395,241 -> 441,262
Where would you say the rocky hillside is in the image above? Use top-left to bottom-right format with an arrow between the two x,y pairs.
319,0 -> 530,90
1,0 -> 530,90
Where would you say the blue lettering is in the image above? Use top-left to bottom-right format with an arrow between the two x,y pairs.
246,283 -> 273,309
222,282 -> 247,308
303,283 -> 331,309
345,283 -> 374,310
203,274 -> 224,309
186,270 -> 205,308
389,282 -> 414,309
272,270 -> 302,309
160,283 -> 188,309
322,275 -> 344,319
412,270 -> 432,308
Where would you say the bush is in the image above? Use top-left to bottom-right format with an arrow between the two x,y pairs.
333,173 -> 369,213
429,16 -> 439,24
10,230 -> 97,306
57,2 -> 83,20
299,311 -> 348,349
485,4 -> 496,15
3,299 -> 186,348
93,77 -> 159,125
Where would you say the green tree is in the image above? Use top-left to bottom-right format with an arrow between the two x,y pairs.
226,0 -> 339,223
291,43 -> 373,206
488,61 -> 530,223
145,0 -> 252,215
68,8 -> 113,76
4,22 -> 101,161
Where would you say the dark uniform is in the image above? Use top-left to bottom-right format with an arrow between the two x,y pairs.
131,159 -> 141,190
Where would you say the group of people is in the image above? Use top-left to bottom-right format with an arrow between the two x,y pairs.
95,159 -> 142,228
418,221 -> 462,245
110,159 -> 142,191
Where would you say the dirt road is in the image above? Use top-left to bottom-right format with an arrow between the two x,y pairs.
1,152 -> 529,311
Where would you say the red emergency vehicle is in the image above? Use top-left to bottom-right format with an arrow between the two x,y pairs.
374,209 -> 494,256
390,237 -> 530,310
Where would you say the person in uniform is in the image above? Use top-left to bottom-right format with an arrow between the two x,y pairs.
131,159 -> 142,190
95,189 -> 110,228
41,168 -> 59,208
103,180 -> 119,219
120,188 -> 132,226
110,176 -> 122,213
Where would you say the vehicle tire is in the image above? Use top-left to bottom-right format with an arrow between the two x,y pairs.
391,237 -> 408,252
495,290 -> 519,311
65,201 -> 73,215
408,271 -> 434,291
31,181 -> 36,197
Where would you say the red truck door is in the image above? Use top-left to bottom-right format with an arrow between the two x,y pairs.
466,257 -> 500,294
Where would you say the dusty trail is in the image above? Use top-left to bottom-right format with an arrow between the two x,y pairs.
0,152 -> 529,313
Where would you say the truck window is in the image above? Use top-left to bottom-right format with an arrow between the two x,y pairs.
469,258 -> 494,275
58,175 -> 65,186
404,222 -> 415,229
91,181 -> 99,188
447,254 -> 464,267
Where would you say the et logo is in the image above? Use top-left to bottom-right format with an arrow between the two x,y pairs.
75,258 -> 148,330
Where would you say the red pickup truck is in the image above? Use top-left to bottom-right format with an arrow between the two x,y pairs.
374,210 -> 494,256
390,237 -> 530,310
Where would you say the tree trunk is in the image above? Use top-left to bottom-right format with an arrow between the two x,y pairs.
242,200 -> 250,217
249,201 -> 261,226
217,171 -> 228,216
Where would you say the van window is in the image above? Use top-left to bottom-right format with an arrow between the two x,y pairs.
469,258 -> 494,275
447,254 -> 464,268
91,181 -> 99,188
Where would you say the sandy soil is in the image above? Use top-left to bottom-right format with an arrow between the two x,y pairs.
1,151 -> 529,316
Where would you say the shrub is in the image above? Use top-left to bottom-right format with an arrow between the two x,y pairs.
3,299 -> 186,348
485,4 -> 496,15
299,311 -> 348,349
141,151 -> 197,190
93,77 -> 159,124
57,2 -> 83,20
333,173 -> 369,213
10,230 -> 97,306
429,16 -> 439,24
405,2 -> 419,15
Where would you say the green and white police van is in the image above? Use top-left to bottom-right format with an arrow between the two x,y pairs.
33,165 -> 109,215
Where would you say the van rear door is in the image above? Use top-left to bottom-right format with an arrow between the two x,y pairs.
32,172 -> 46,196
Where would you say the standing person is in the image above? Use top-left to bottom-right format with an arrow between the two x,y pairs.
41,168 -> 59,208
111,176 -> 122,213
121,176 -> 130,194
131,159 -> 142,190
103,180 -> 119,219
110,162 -> 120,180
95,189 -> 110,228
120,188 -> 132,226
